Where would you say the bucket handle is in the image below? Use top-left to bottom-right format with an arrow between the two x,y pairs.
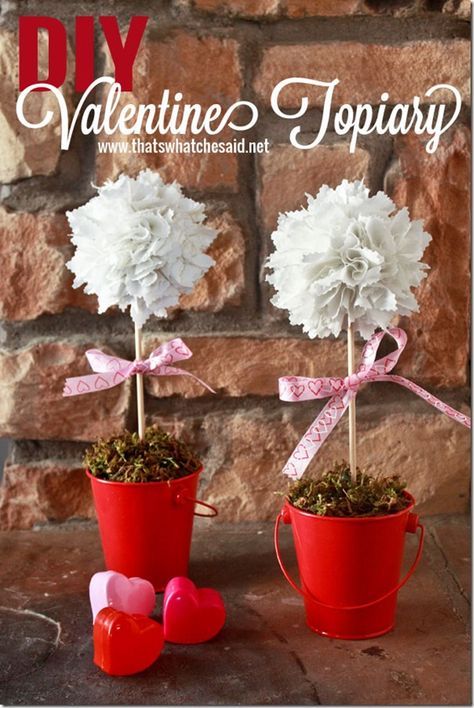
274,509 -> 425,611
175,493 -> 218,518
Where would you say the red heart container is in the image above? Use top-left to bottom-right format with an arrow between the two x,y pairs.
93,607 -> 164,676
163,577 -> 226,644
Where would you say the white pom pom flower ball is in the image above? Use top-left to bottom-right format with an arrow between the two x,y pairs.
266,180 -> 432,340
66,169 -> 217,326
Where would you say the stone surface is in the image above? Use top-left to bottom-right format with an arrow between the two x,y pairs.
0,517 -> 469,704
259,143 -> 371,231
144,336 -> 353,398
0,209 -> 97,320
430,515 -> 470,601
0,606 -> 61,684
0,342 -> 130,441
254,40 -> 470,107
0,462 -> 93,530
178,211 -> 246,312
0,29 -> 71,183
386,126 -> 470,387
96,33 -> 241,191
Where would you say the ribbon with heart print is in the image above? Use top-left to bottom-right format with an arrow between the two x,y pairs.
279,327 -> 471,480
63,338 -> 214,397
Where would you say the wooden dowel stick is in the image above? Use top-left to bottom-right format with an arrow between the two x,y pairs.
134,323 -> 145,440
347,322 -> 357,483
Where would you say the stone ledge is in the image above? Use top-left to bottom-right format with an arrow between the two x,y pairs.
0,516 -> 470,704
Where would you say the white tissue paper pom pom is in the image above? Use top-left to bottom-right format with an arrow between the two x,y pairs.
66,170 -> 217,326
266,180 -> 432,340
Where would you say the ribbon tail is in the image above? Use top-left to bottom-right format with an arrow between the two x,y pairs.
386,375 -> 471,429
185,372 -> 216,394
151,366 -> 216,394
282,393 -> 350,480
63,371 -> 126,397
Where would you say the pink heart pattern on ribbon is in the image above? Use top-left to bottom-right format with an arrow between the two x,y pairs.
279,327 -> 471,480
63,338 -> 215,397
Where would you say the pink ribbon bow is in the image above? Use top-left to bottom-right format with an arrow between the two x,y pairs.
279,327 -> 471,480
63,338 -> 214,397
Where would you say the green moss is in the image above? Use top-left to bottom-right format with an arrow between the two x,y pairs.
84,426 -> 201,483
287,461 -> 409,518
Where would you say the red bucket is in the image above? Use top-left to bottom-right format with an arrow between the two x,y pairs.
87,469 -> 217,591
274,493 -> 424,639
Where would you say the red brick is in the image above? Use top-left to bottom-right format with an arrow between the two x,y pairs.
386,126 -> 470,387
0,209 -> 97,321
97,33 -> 242,191
144,336 -> 353,398
0,206 -> 244,321
0,463 -> 94,530
192,0 -> 424,18
193,0 -> 280,17
259,143 -> 370,231
0,29 -> 72,182
442,0 -> 471,18
4,398 -> 467,527
192,0 -> 280,18
178,211 -> 246,312
254,40 -> 469,107
0,342 -> 130,441
154,404 -> 470,522
283,0 -> 365,17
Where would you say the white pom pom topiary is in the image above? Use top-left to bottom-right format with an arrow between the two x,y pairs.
66,169 -> 217,327
266,179 -> 432,340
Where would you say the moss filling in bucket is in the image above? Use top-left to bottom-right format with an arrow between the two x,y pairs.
287,462 -> 409,518
85,425 -> 202,483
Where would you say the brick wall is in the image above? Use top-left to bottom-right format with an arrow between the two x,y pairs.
0,0 -> 470,529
